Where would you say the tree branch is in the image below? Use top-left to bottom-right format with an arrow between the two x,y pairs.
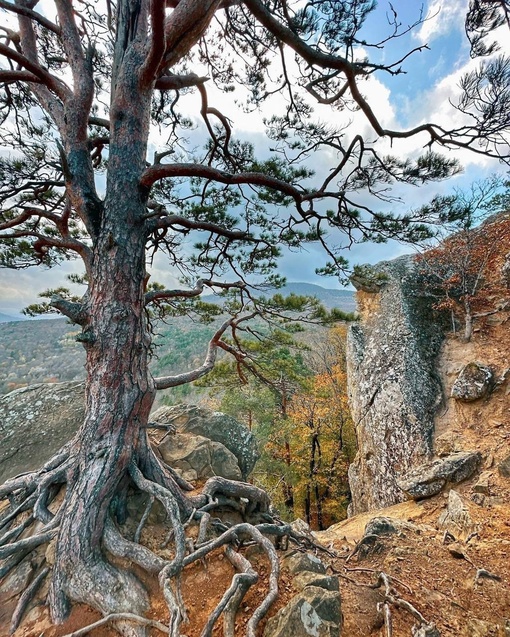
160,0 -> 222,70
0,42 -> 70,101
154,73 -> 209,91
145,278 -> 245,304
50,296 -> 88,325
0,0 -> 60,35
140,0 -> 167,88
140,163 -> 304,201
54,0 -> 94,111
0,70 -> 42,84
148,212 -> 250,241
154,313 -> 255,390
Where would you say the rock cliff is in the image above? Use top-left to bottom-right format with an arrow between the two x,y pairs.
347,255 -> 444,515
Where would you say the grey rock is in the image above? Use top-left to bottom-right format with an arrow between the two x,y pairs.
151,404 -> 258,478
293,572 -> 340,593
0,560 -> 34,599
470,493 -> 487,507
0,381 -> 84,484
347,256 -> 444,515
472,471 -> 491,495
397,452 -> 482,499
498,455 -> 510,478
158,432 -> 242,482
263,586 -> 341,637
438,490 -> 477,540
412,625 -> 440,637
364,516 -> 419,538
282,552 -> 327,575
451,362 -> 493,402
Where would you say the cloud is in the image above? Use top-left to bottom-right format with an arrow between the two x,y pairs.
415,0 -> 467,45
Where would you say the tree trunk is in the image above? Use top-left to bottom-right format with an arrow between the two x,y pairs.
464,297 -> 473,341
49,190 -> 155,626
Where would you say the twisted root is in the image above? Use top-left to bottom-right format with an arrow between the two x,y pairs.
0,442 -> 312,637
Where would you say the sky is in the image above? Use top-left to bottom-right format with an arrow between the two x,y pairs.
1,0 -> 509,315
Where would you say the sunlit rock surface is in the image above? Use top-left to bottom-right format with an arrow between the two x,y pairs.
0,381 -> 84,484
347,256 -> 444,515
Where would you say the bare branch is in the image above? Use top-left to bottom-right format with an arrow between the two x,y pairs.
154,313 -> 255,389
154,73 -> 209,91
0,0 -> 60,35
145,278 -> 245,304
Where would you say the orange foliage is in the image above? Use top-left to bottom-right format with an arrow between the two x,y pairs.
416,213 -> 510,339
263,326 -> 355,530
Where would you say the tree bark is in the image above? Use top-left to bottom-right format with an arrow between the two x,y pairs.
464,297 -> 473,342
49,210 -> 155,624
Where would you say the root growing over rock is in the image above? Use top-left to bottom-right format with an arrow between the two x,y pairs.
0,438 -> 312,637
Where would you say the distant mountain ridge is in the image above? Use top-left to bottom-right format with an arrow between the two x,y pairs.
276,282 -> 356,311
0,312 -> 25,323
202,281 -> 356,312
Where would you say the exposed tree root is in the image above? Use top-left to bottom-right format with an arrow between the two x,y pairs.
373,571 -> 437,637
60,613 -> 169,637
0,439 -> 313,637
10,566 -> 50,634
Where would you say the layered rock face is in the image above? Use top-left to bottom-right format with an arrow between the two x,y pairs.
0,384 -> 257,484
0,381 -> 85,484
347,256 -> 444,515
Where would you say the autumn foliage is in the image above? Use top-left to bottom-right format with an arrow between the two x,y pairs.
416,212 -> 510,340
256,326 -> 356,530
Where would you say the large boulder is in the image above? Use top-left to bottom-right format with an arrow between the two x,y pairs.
347,256 -> 444,515
397,452 -> 482,499
0,381 -> 84,484
282,552 -> 328,576
451,362 -> 493,402
158,432 -> 242,482
151,404 -> 259,478
0,383 -> 253,488
364,516 -> 420,538
264,586 -> 342,637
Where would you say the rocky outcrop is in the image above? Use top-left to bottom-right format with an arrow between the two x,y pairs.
0,382 -> 84,484
0,384 -> 253,485
151,404 -> 259,478
397,451 -> 482,499
347,256 -> 444,515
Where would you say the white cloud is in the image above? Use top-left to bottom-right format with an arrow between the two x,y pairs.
415,0 -> 467,45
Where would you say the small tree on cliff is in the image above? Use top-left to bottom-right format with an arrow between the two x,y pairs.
0,1 -> 508,634
415,177 -> 510,341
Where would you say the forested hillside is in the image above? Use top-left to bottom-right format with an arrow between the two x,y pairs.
0,283 -> 355,395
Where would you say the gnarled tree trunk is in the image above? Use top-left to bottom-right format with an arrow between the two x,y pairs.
49,199 -> 156,623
